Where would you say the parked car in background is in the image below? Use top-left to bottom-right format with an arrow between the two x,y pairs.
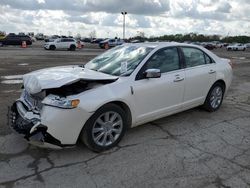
212,41 -> 223,48
130,39 -> 141,43
81,38 -> 92,43
0,33 -> 32,45
223,43 -> 229,47
202,43 -> 215,50
190,42 -> 201,46
99,38 -> 124,49
44,35 -> 60,42
9,42 -> 232,152
44,38 -> 77,51
245,43 -> 250,49
91,38 -> 104,43
35,33 -> 45,40
227,43 -> 246,51
30,36 -> 37,42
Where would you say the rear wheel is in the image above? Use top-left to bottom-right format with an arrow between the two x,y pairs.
203,83 -> 225,112
80,103 -> 127,152
69,45 -> 76,51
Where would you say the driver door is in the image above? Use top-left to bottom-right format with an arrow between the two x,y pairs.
132,47 -> 185,125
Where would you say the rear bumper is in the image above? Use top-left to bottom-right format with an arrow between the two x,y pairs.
8,101 -> 70,149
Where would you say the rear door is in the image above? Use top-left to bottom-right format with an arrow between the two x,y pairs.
181,47 -> 216,108
61,38 -> 69,48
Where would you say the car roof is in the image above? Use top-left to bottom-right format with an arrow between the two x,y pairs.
57,38 -> 75,40
124,42 -> 202,49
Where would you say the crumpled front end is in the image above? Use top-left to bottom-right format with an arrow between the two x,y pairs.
8,90 -> 65,149
8,69 -> 117,149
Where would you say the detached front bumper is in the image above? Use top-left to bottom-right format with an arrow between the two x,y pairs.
8,101 -> 64,149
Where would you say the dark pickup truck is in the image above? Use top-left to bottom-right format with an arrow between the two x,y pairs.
0,34 -> 32,45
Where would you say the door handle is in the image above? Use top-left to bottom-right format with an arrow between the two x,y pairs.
173,77 -> 184,82
208,70 -> 216,74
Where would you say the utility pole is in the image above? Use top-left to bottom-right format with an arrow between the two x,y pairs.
121,11 -> 127,39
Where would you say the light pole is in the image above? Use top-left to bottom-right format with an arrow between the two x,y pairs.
121,11 -> 127,39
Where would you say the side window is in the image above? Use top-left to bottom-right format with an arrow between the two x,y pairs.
182,47 -> 206,68
146,47 -> 180,73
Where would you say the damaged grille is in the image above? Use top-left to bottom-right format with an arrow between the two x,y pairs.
22,90 -> 43,111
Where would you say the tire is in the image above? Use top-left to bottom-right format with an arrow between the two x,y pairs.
104,43 -> 109,50
49,45 -> 56,50
203,83 -> 225,112
243,48 -> 246,51
69,45 -> 76,51
80,103 -> 128,152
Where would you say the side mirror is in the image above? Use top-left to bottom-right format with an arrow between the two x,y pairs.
144,69 -> 161,78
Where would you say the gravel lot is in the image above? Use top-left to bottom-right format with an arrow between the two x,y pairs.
0,42 -> 250,188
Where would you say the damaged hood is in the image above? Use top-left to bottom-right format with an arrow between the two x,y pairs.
23,65 -> 118,94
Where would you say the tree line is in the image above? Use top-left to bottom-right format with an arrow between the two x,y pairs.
131,33 -> 250,43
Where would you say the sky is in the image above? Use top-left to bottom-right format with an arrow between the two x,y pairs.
0,0 -> 250,38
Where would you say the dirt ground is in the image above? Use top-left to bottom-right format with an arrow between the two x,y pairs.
0,42 -> 250,188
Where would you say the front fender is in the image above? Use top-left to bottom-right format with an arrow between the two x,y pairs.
76,83 -> 136,125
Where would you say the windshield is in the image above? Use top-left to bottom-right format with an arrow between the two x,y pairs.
85,45 -> 153,76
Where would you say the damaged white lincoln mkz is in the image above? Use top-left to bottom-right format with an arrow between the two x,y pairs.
9,43 -> 233,152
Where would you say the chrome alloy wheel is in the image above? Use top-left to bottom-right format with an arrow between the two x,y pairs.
92,111 -> 123,146
209,86 -> 223,109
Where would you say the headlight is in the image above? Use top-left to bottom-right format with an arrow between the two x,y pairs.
42,94 -> 80,109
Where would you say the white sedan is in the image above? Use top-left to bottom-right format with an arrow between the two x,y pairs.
226,43 -> 246,51
9,43 -> 233,151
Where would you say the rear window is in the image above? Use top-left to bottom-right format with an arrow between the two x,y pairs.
62,39 -> 74,42
182,47 -> 206,67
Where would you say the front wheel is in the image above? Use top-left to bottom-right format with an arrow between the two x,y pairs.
49,45 -> 56,50
203,83 -> 225,112
80,104 -> 127,152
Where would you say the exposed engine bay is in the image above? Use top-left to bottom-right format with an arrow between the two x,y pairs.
45,79 -> 115,97
25,79 -> 117,111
